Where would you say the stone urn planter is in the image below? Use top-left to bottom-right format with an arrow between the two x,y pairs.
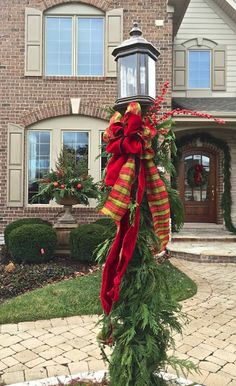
56,195 -> 80,224
54,196 -> 80,256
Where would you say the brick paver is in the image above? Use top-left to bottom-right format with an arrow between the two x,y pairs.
173,259 -> 236,386
0,261 -> 235,385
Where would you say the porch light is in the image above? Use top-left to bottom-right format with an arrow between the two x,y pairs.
112,22 -> 160,111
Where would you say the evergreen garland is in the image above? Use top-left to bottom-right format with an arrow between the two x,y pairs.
97,215 -> 197,385
174,132 -> 236,234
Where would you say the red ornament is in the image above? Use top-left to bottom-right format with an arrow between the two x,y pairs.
53,182 -> 59,187
60,184 -> 65,189
77,183 -> 82,190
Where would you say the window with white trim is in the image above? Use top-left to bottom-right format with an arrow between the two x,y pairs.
45,15 -> 104,76
28,131 -> 51,203
188,50 -> 211,89
173,38 -> 226,92
25,5 -> 123,78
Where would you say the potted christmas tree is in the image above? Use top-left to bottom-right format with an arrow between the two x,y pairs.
32,147 -> 97,224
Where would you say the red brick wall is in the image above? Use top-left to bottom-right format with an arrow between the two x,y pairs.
0,0 -> 173,232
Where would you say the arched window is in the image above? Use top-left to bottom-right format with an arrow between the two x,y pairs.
173,38 -> 226,91
44,3 -> 105,76
25,4 -> 123,77
26,115 -> 107,204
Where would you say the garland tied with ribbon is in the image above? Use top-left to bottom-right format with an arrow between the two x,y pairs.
100,102 -> 170,315
187,164 -> 208,188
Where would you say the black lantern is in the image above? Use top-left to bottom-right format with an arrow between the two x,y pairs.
112,22 -> 160,111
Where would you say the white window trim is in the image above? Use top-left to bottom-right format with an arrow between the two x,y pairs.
99,129 -> 105,181
44,14 -> 105,77
27,128 -> 91,207
26,129 -> 53,207
187,49 -> 211,90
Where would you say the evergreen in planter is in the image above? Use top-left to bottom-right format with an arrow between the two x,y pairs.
31,147 -> 98,205
4,218 -> 52,250
8,224 -> 57,264
70,224 -> 107,263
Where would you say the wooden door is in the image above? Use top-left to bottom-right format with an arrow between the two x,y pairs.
179,149 -> 217,223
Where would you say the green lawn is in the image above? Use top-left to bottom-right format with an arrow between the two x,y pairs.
0,261 -> 197,324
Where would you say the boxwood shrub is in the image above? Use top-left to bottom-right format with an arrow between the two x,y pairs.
70,224 -> 107,263
94,218 -> 114,227
8,224 -> 57,264
4,218 -> 52,249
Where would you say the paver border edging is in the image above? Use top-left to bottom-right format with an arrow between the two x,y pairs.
170,250 -> 236,264
171,258 -> 213,308
9,370 -> 203,386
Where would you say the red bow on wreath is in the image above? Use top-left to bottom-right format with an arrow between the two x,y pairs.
100,102 -> 170,315
194,164 -> 204,185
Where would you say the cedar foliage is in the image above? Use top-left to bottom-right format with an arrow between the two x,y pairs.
97,94 -> 196,385
97,214 -> 197,385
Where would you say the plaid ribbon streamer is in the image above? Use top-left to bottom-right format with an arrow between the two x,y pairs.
101,157 -> 170,251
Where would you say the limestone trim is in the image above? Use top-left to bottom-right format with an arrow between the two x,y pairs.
20,100 -> 108,128
42,0 -> 110,13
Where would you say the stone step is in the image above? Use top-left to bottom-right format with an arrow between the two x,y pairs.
172,223 -> 236,242
172,235 -> 236,242
169,241 -> 236,263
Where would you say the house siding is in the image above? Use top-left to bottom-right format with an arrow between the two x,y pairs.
173,0 -> 236,97
0,0 -> 173,232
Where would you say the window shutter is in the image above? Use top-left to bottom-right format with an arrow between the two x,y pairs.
173,46 -> 187,90
212,46 -> 226,91
7,124 -> 24,207
105,8 -> 123,77
25,7 -> 42,76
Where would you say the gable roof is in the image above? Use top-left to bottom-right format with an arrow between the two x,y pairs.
170,0 -> 236,36
168,0 -> 190,36
213,0 -> 236,23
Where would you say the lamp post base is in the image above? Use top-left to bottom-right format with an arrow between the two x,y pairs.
113,95 -> 155,113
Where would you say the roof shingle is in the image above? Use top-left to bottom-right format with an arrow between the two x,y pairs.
172,98 -> 236,113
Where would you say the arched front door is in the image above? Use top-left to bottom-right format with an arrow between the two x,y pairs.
179,148 -> 217,223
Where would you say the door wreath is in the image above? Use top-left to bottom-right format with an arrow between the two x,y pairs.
187,164 -> 208,188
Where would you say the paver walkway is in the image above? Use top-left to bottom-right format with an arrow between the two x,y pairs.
0,259 -> 235,386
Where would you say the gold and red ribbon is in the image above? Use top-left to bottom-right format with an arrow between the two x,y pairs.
100,102 -> 170,314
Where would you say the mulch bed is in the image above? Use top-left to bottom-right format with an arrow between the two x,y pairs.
0,246 -> 97,303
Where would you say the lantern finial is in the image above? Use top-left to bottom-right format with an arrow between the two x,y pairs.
130,22 -> 142,37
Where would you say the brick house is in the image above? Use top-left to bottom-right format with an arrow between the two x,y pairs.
0,0 -> 236,232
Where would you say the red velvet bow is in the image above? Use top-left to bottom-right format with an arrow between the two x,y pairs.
194,164 -> 204,185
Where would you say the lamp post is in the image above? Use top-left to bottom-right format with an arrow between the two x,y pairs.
112,22 -> 160,111
98,22 -> 184,386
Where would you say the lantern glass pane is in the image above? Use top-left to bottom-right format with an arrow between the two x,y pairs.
140,54 -> 147,95
148,56 -> 156,98
120,54 -> 137,98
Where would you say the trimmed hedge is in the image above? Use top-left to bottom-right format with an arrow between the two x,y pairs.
8,224 -> 57,264
4,218 -> 52,249
94,218 -> 114,227
70,224 -> 107,263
